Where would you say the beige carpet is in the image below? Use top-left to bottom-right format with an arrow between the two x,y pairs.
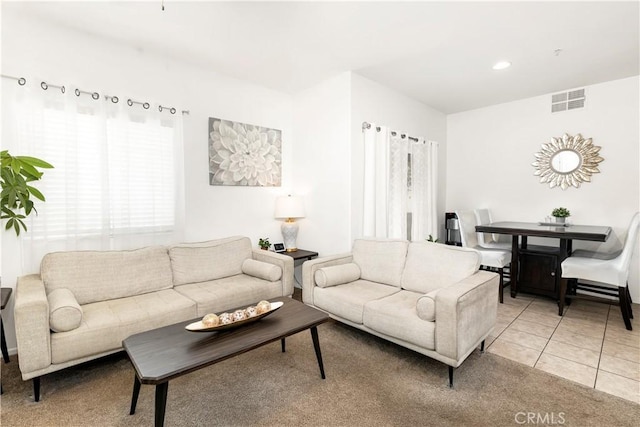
1,320 -> 638,427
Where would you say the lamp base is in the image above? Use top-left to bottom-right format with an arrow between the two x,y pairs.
281,220 -> 299,252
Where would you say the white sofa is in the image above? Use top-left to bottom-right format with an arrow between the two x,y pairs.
302,238 -> 499,386
13,236 -> 293,401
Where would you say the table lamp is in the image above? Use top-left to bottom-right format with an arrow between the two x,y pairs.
274,195 -> 305,252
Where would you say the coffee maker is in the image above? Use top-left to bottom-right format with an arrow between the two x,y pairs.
445,212 -> 462,246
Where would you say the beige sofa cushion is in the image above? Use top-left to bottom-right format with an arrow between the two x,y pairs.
313,280 -> 399,324
41,246 -> 173,305
401,242 -> 480,294
50,289 -> 196,365
315,263 -> 361,288
170,236 -> 252,286
363,290 -> 436,350
48,288 -> 82,332
352,239 -> 408,288
242,259 -> 282,282
174,275 -> 285,316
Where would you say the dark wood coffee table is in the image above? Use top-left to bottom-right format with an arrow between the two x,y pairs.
123,297 -> 329,427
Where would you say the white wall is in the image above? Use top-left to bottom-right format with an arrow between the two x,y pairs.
292,73 -> 352,256
350,74 -> 447,241
447,76 -> 640,300
1,13 -> 293,352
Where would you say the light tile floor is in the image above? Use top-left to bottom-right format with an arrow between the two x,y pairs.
486,288 -> 640,404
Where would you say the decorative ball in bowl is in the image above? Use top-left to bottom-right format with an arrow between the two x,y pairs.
185,300 -> 283,332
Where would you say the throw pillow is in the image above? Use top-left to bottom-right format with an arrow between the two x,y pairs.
242,259 -> 282,282
315,263 -> 361,288
48,288 -> 83,332
416,289 -> 439,322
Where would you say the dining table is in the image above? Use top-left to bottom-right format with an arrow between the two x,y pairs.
475,221 -> 612,309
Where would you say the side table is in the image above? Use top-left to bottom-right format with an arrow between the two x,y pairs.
280,249 -> 318,262
280,249 -> 318,288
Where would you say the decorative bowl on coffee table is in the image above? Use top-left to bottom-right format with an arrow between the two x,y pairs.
185,301 -> 284,332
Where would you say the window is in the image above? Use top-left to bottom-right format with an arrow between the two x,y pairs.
106,116 -> 176,234
4,84 -> 182,245
27,104 -> 178,239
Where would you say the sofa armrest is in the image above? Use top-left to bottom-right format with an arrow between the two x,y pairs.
14,274 -> 52,377
434,270 -> 499,364
301,253 -> 353,305
251,249 -> 295,297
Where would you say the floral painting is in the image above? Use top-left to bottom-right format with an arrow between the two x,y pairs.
208,117 -> 282,186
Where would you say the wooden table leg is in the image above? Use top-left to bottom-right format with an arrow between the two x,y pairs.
281,338 -> 286,353
510,235 -> 519,298
310,326 -> 325,379
557,239 -> 570,312
559,278 -> 568,316
155,382 -> 169,427
129,375 -> 141,415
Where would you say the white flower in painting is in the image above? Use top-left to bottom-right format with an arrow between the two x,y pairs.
209,119 -> 282,186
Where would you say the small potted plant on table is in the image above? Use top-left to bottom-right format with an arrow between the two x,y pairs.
258,238 -> 271,250
551,207 -> 571,224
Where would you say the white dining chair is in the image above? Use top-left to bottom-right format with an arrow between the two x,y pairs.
559,212 -> 639,330
456,210 -> 511,303
474,208 -> 512,250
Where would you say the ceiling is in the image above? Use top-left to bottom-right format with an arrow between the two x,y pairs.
4,1 -> 639,114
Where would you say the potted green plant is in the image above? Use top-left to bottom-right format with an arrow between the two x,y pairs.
426,235 -> 440,243
551,207 -> 571,224
1,150 -> 53,235
258,238 -> 271,250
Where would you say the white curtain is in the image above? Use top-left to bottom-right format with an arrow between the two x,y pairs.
363,125 -> 390,237
410,139 -> 439,241
387,132 -> 409,238
1,77 -> 185,273
362,123 -> 438,241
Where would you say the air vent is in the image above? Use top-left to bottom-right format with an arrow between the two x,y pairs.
552,103 -> 567,113
568,89 -> 585,100
568,99 -> 585,110
551,88 -> 585,112
552,92 -> 567,103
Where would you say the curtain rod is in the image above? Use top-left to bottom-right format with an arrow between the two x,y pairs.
362,121 -> 420,142
1,74 -> 190,115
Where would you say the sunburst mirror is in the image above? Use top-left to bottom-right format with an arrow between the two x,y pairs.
532,133 -> 604,190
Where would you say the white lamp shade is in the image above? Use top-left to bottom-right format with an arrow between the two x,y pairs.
275,195 -> 305,219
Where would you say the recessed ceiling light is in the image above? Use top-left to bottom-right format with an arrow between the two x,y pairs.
492,61 -> 511,70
